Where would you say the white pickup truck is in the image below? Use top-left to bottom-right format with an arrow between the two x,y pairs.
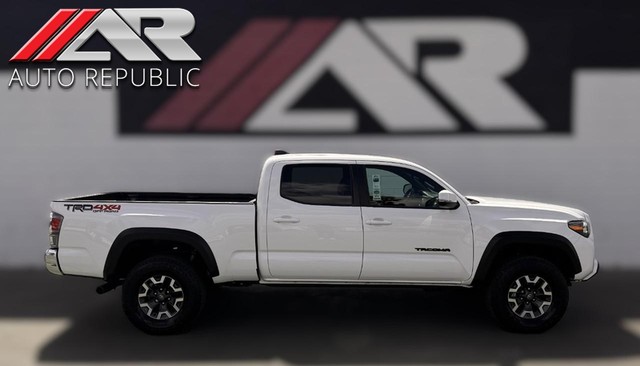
45,152 -> 598,334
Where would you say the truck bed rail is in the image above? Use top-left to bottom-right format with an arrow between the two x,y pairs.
57,192 -> 257,203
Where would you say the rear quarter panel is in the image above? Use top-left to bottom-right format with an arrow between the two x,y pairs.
51,201 -> 257,283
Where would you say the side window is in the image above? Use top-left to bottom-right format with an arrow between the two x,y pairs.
281,164 -> 353,206
364,165 -> 444,208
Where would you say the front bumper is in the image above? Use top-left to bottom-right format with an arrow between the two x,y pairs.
44,248 -> 63,275
580,259 -> 599,282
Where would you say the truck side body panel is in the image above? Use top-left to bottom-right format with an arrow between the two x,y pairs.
256,155 -> 476,284
50,153 -> 597,287
51,201 -> 258,283
263,160 -> 364,280
356,160 -> 474,283
466,199 -> 596,283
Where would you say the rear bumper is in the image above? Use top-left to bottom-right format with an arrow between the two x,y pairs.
44,249 -> 63,275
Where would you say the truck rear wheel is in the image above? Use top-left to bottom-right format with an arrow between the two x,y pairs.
486,256 -> 568,333
122,255 -> 206,335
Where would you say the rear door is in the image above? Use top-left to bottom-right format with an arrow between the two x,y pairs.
357,163 -> 473,282
265,161 -> 363,280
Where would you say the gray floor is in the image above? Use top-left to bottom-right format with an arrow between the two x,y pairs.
0,269 -> 638,365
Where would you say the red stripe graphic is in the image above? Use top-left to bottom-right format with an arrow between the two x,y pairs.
145,19 -> 292,131
10,9 -> 78,62
33,9 -> 101,62
195,19 -> 339,132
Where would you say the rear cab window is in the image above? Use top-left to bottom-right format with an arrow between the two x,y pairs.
280,164 -> 354,206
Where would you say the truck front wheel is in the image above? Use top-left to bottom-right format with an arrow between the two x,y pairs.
486,256 -> 569,333
122,255 -> 206,335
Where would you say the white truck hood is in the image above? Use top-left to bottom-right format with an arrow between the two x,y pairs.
466,195 -> 587,220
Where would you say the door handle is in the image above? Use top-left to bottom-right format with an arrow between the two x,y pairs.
365,218 -> 392,226
273,215 -> 300,224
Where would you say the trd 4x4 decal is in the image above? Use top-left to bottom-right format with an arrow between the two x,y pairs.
64,204 -> 121,213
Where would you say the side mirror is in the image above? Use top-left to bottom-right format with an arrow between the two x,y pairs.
403,183 -> 412,195
437,190 -> 459,209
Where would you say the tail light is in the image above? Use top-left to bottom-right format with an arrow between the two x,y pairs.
49,212 -> 64,248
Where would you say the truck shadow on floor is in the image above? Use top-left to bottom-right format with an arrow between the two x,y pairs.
2,270 -> 638,365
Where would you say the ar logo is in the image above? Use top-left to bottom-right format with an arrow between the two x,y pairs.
146,18 -> 546,133
11,8 -> 200,62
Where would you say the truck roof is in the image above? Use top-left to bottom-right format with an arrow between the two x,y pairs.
268,153 -> 419,166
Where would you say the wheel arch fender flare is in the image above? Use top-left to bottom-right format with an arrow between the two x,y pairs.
473,231 -> 582,285
103,228 -> 219,280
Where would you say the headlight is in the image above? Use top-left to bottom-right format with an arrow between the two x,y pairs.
568,220 -> 590,238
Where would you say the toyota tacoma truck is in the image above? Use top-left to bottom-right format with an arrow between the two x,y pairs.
45,152 -> 598,334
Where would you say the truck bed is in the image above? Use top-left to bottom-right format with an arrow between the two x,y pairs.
57,192 -> 257,203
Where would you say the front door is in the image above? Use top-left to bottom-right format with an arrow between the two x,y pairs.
358,163 -> 473,282
266,162 -> 363,280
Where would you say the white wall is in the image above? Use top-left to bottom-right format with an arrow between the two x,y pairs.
1,69 -> 638,268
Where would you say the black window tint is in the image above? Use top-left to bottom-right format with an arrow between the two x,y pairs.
281,164 -> 353,206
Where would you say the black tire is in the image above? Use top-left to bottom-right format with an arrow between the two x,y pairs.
122,255 -> 206,335
486,256 -> 569,333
